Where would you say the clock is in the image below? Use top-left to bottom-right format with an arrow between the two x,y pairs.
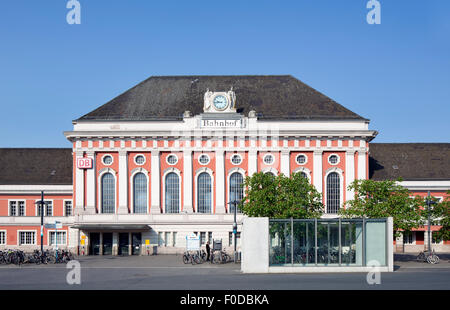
213,95 -> 228,110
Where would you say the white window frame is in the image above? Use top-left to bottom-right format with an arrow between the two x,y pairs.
18,230 -> 37,245
0,230 -> 6,245
295,153 -> 308,165
230,154 -> 243,165
227,168 -> 246,214
324,168 -> 344,214
134,154 -> 146,166
166,154 -> 178,165
194,168 -> 214,214
262,153 -> 275,166
327,154 -> 341,165
101,154 -> 114,166
403,231 -> 416,245
63,199 -> 73,217
97,168 -> 117,214
34,199 -> 54,217
8,199 -> 26,216
293,167 -> 311,183
130,168 -> 150,214
162,168 -> 182,214
198,154 -> 210,165
48,230 -> 67,246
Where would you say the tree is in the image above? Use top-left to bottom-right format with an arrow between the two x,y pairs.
239,172 -> 324,219
428,192 -> 450,242
339,179 -> 424,237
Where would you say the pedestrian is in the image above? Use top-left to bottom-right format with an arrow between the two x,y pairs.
206,241 -> 210,261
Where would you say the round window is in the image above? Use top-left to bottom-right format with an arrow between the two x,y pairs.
135,155 -> 145,165
263,154 -> 274,165
296,154 -> 307,165
166,154 -> 178,165
231,154 -> 242,165
198,154 -> 210,165
102,155 -> 113,165
328,155 -> 339,165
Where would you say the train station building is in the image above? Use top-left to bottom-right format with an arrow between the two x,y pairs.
0,75 -> 448,255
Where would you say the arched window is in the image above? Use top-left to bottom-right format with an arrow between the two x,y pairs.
197,172 -> 212,213
326,172 -> 340,214
101,173 -> 115,213
229,172 -> 244,213
300,172 -> 307,179
165,172 -> 180,213
133,173 -> 147,213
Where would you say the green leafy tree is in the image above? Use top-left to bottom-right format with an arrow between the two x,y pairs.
339,179 -> 424,237
239,172 -> 324,219
428,192 -> 450,242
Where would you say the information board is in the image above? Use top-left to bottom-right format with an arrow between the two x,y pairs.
186,234 -> 200,251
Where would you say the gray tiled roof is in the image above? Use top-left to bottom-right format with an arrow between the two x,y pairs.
0,148 -> 72,185
77,75 -> 366,121
369,143 -> 450,181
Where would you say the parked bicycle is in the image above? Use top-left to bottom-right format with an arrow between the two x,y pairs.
417,249 -> 440,264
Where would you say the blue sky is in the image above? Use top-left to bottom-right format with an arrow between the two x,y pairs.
0,0 -> 449,147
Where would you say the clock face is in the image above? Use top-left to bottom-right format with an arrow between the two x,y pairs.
213,95 -> 228,110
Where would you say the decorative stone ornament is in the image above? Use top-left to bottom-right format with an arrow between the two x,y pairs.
203,88 -> 237,113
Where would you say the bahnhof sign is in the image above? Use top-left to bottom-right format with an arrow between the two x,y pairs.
0,75 -> 448,255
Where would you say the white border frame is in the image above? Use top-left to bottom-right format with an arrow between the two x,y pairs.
261,167 -> 278,175
230,153 -> 243,166
295,153 -> 308,166
162,167 -> 182,214
262,153 -> 275,166
293,167 -> 312,183
0,230 -> 6,245
97,167 -> 117,214
47,229 -> 68,246
34,199 -> 54,217
17,230 -> 37,246
327,153 -> 340,166
166,154 -> 179,166
7,199 -> 26,216
324,167 -> 344,214
63,199 -> 73,217
194,167 -> 215,214
212,94 -> 229,111
130,167 -> 150,214
101,154 -> 114,166
227,168 -> 246,213
402,231 -> 416,245
197,154 -> 211,166
134,154 -> 146,166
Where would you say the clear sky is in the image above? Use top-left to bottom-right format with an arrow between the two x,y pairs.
0,0 -> 449,147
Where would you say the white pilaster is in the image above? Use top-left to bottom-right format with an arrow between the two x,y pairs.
85,151 -> 96,214
280,150 -> 290,176
75,151 -> 84,214
151,150 -> 161,214
313,150 -> 323,193
118,150 -> 128,214
248,150 -> 257,176
357,150 -> 367,180
345,150 -> 356,202
215,150 -> 226,214
183,150 -> 194,213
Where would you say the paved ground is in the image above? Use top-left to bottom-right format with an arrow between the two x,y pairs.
0,254 -> 449,290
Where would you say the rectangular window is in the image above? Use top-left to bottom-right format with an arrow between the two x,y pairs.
228,232 -> 241,246
9,201 -> 17,216
19,231 -> 36,245
18,201 -> 25,216
403,231 -> 415,245
208,232 -> 212,244
37,201 -> 53,216
0,231 -> 6,245
172,232 -> 177,247
164,232 -> 170,247
200,232 -> 206,245
49,231 -> 67,245
229,232 -> 233,246
65,200 -> 73,216
158,232 -> 164,246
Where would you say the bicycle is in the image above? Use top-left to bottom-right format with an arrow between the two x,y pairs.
417,249 -> 440,264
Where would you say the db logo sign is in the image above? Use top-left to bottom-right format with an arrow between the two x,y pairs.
77,158 -> 92,169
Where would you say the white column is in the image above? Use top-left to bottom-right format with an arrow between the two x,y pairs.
75,151 -> 84,215
85,151 -> 96,214
248,150 -> 257,176
313,150 -> 323,193
118,150 -> 128,214
280,150 -> 290,176
150,150 -> 161,214
357,150 -> 367,180
183,150 -> 194,213
345,150 -> 355,202
215,150 -> 226,214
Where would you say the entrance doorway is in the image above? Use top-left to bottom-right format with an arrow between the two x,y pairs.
103,233 -> 113,255
132,233 -> 142,255
90,233 -> 100,255
118,233 -> 129,255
